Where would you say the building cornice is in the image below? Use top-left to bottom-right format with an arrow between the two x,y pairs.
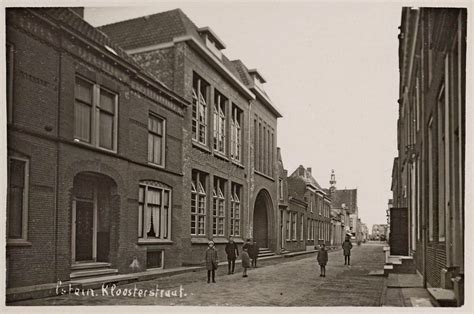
251,86 -> 283,118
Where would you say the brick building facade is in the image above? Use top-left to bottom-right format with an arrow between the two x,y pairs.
287,166 -> 332,251
6,8 -> 188,288
392,7 -> 466,305
99,9 -> 282,264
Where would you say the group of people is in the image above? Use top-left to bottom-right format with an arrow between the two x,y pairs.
205,236 -> 354,283
204,237 -> 260,283
316,236 -> 353,277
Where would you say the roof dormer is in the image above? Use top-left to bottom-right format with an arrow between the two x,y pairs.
197,27 -> 226,60
248,68 -> 266,90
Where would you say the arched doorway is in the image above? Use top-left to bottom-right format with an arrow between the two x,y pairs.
72,172 -> 116,263
253,189 -> 272,248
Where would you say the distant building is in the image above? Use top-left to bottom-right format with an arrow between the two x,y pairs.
392,7 -> 466,305
287,166 -> 331,250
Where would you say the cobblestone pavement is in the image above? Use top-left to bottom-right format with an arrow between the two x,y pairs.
11,243 -> 386,306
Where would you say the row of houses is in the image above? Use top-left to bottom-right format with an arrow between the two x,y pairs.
6,7 -> 362,289
389,7 -> 466,306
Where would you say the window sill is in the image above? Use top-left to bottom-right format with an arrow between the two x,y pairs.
213,152 -> 229,162
192,141 -> 211,154
254,170 -> 275,181
231,160 -> 245,169
73,139 -> 117,154
147,162 -> 166,169
211,237 -> 228,244
137,239 -> 174,245
7,240 -> 32,247
191,237 -> 211,244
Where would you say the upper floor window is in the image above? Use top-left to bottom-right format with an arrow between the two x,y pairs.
230,183 -> 241,237
231,105 -> 243,162
148,114 -> 166,166
279,179 -> 283,200
212,177 -> 226,236
6,43 -> 14,123
74,77 -> 118,151
138,181 -> 171,241
191,170 -> 207,236
192,74 -> 209,145
213,91 -> 227,154
7,156 -> 29,242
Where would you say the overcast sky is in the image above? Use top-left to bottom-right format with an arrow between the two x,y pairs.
84,1 -> 405,231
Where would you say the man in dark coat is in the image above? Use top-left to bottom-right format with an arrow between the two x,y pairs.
225,237 -> 239,274
342,237 -> 353,265
249,240 -> 259,268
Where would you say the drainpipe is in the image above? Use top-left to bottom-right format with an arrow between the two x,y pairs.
54,33 -> 62,282
247,99 -> 252,240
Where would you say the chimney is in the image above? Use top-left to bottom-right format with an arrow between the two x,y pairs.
307,167 -> 312,174
298,166 -> 305,177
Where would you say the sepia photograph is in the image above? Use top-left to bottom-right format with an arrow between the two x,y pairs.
1,0 -> 471,311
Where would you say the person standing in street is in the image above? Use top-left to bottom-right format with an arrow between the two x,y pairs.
241,247 -> 250,278
342,237 -> 353,265
317,243 -> 328,277
243,239 -> 252,251
249,240 -> 259,268
225,237 -> 239,274
204,241 -> 218,283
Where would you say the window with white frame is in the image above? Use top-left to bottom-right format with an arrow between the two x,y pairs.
138,181 -> 171,241
7,156 -> 29,242
6,43 -> 14,123
230,183 -> 241,237
231,104 -> 243,162
148,114 -> 165,166
279,179 -> 284,200
212,177 -> 226,236
74,76 -> 118,151
286,212 -> 291,241
307,218 -> 311,240
318,197 -> 322,215
192,74 -> 208,145
213,90 -> 227,154
292,212 -> 297,240
300,215 -> 304,241
191,170 -> 207,235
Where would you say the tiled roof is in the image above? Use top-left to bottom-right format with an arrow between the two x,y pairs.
31,8 -> 187,106
289,165 -> 325,193
98,9 -> 200,51
330,189 -> 357,213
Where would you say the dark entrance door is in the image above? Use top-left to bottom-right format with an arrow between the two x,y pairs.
75,200 -> 94,261
390,207 -> 408,255
253,193 -> 268,248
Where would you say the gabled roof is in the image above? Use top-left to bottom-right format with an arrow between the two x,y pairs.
99,9 -> 201,51
25,8 -> 188,108
289,165 -> 325,193
330,189 -> 358,214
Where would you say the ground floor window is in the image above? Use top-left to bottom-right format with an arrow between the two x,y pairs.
138,181 -> 171,241
146,250 -> 164,269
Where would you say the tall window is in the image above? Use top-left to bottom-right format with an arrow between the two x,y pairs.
6,43 -> 14,123
279,179 -> 284,200
231,105 -> 242,162
191,170 -> 207,235
212,177 -> 226,236
438,84 -> 446,241
300,215 -> 304,241
230,183 -> 241,237
318,197 -> 322,215
292,212 -> 297,240
192,74 -> 208,145
7,157 -> 29,242
74,77 -> 118,151
213,91 -> 226,154
428,117 -> 434,241
138,181 -> 171,240
148,114 -> 165,166
286,213 -> 291,241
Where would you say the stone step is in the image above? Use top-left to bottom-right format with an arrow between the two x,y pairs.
427,288 -> 457,307
71,262 -> 112,271
71,273 -> 139,290
70,268 -> 118,279
258,252 -> 275,258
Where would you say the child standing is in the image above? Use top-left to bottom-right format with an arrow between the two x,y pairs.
317,243 -> 328,277
241,247 -> 251,278
204,241 -> 218,283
